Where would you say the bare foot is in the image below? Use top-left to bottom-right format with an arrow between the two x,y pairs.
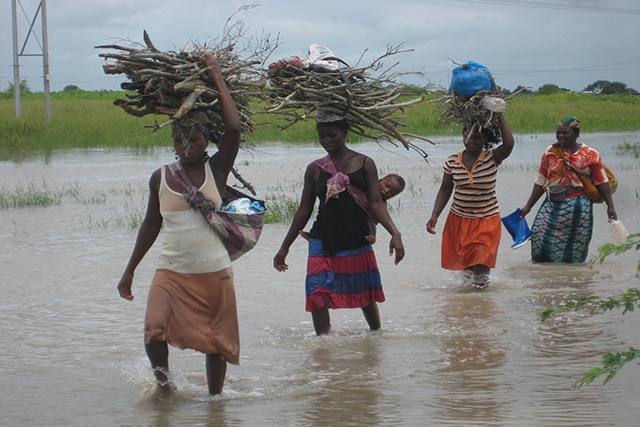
138,382 -> 176,406
151,367 -> 174,401
154,382 -> 174,401
472,273 -> 490,289
460,270 -> 473,286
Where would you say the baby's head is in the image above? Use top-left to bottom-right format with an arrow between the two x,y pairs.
379,173 -> 405,201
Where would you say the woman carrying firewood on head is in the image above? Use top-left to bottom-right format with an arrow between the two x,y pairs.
117,53 -> 242,397
426,114 -> 514,289
273,109 -> 405,335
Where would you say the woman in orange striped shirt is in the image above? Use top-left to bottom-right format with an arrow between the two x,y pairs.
426,114 -> 514,288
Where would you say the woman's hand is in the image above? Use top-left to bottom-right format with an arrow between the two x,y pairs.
202,53 -> 223,78
389,234 -> 405,265
117,272 -> 134,301
521,184 -> 546,218
273,249 -> 289,272
596,182 -> 617,221
426,217 -> 438,235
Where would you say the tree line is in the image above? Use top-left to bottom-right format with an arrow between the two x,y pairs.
510,80 -> 638,95
1,79 -> 639,99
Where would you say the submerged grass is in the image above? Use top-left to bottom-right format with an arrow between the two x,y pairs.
1,176 -> 147,228
615,142 -> 640,158
0,179 -> 81,208
264,192 -> 300,224
263,181 -> 304,224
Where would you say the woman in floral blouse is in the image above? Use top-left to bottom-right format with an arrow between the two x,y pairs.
519,115 -> 617,263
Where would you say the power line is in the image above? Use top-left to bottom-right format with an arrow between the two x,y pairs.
495,68 -> 640,75
495,62 -> 640,74
451,0 -> 640,14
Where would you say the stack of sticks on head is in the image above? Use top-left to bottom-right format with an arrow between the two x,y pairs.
96,30 -> 268,136
433,88 -> 507,139
265,44 -> 435,160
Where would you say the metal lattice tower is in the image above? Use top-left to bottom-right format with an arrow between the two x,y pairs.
11,0 -> 50,120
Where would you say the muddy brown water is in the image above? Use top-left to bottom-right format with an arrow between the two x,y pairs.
1,132 -> 639,426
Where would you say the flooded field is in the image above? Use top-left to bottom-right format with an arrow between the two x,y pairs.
1,132 -> 639,426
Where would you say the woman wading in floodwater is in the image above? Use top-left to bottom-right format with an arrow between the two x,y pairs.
273,110 -> 405,335
426,114 -> 514,289
519,115 -> 617,263
117,53 -> 242,397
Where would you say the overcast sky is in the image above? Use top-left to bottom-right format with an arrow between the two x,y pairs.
1,0 -> 639,93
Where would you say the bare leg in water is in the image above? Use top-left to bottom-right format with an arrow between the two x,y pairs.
205,354 -> 227,395
145,341 -> 173,398
312,300 -> 380,333
472,264 -> 491,289
361,301 -> 381,331
311,300 -> 331,335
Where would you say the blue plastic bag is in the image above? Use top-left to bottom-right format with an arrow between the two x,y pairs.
448,61 -> 495,97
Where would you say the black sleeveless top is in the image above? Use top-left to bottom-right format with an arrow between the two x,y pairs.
309,167 -> 370,257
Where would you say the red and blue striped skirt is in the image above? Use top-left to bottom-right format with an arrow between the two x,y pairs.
305,238 -> 385,312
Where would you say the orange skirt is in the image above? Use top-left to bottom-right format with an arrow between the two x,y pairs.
144,267 -> 240,365
441,212 -> 501,271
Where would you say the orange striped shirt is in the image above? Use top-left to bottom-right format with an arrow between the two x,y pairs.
444,150 -> 500,219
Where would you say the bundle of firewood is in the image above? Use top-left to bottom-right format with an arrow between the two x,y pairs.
431,60 -> 513,139
265,45 -> 434,157
434,89 -> 507,138
96,30 -> 267,135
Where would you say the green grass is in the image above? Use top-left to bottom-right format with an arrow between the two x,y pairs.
505,93 -> 640,133
2,91 -> 639,160
615,142 -> 640,158
1,176 -> 147,228
0,179 -> 80,208
0,91 -> 170,160
262,181 -> 305,224
263,192 -> 300,224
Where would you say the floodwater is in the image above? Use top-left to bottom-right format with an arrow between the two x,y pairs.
1,132 -> 639,427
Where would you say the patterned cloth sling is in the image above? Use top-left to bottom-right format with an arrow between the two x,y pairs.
165,161 -> 265,261
550,146 -> 617,204
314,154 -> 374,218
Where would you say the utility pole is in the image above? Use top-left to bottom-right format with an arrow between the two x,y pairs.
11,0 -> 51,121
42,0 -> 50,121
11,0 -> 21,117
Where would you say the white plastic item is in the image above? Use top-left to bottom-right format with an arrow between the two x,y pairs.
609,219 -> 629,244
481,95 -> 506,113
307,43 -> 339,71
224,198 -> 253,213
307,43 -> 334,61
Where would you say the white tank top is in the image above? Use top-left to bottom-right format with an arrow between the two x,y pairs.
157,162 -> 231,273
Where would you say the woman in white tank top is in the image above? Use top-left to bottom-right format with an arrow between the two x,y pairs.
117,53 -> 242,397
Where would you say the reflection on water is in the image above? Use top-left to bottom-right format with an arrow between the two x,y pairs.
1,134 -> 639,426
435,294 -> 507,423
302,337 -> 382,427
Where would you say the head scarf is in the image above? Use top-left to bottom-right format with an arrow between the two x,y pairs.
171,111 -> 219,144
173,110 -> 211,127
559,115 -> 580,129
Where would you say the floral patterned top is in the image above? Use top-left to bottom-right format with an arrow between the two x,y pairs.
534,143 -> 609,188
